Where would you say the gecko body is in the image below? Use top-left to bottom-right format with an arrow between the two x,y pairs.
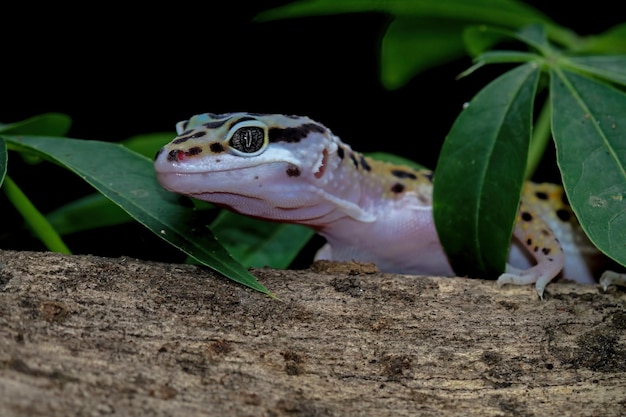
154,112 -> 620,297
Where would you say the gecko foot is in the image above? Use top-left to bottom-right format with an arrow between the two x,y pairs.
599,270 -> 626,291
497,264 -> 553,299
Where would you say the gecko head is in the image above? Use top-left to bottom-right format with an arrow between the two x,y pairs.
154,112 -> 341,220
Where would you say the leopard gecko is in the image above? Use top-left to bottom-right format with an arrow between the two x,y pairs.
154,112 -> 624,297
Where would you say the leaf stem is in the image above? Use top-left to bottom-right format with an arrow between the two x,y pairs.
2,175 -> 72,254
525,98 -> 552,179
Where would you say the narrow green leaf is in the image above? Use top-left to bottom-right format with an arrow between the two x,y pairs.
0,113 -> 72,136
577,23 -> 626,54
2,175 -> 72,254
211,211 -> 314,269
433,63 -> 540,278
46,193 -> 133,235
550,69 -> 626,267
2,135 -> 272,295
0,138 -> 6,187
564,56 -> 626,87
458,50 -> 540,78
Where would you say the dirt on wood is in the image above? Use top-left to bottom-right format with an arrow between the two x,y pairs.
0,250 -> 625,417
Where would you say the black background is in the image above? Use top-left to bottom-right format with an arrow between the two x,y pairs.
1,1 -> 622,263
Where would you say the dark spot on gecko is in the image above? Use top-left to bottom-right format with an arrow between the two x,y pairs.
179,129 -> 192,136
286,165 -> 301,177
527,238 -> 532,246
350,154 -> 359,169
535,191 -> 549,200
391,183 -> 405,194
209,142 -> 225,153
179,121 -> 189,132
173,131 -> 207,144
521,212 -> 533,222
391,169 -> 417,180
155,148 -> 164,160
185,147 -> 202,156
548,258 -> 554,262
534,246 -> 539,252
542,247 -> 551,255
556,208 -> 571,222
337,147 -> 345,160
268,123 -> 326,143
359,155 -> 371,171
422,171 -> 434,182
541,229 -> 550,236
203,120 -> 228,129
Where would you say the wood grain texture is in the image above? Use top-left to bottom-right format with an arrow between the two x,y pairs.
0,250 -> 624,417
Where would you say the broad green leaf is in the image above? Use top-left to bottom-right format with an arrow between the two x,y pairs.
211,211 -> 314,269
0,113 -> 72,136
121,132 -> 175,159
564,56 -> 626,87
381,17 -> 467,89
550,69 -> 626,267
46,193 -> 133,235
2,135 -> 272,295
433,63 -> 540,278
0,138 -> 6,187
256,0 -> 577,51
257,0 -> 552,27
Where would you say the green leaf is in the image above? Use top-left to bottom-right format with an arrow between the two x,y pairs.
564,56 -> 626,87
2,135 -> 272,295
578,23 -> 626,54
46,193 -> 133,235
550,69 -> 626,267
255,0 -> 577,88
2,175 -> 72,254
433,63 -> 540,278
211,211 -> 314,269
0,113 -> 72,136
257,0 -> 553,26
463,25 -> 511,57
514,23 -> 551,54
458,50 -> 540,78
381,17 -> 467,89
0,138 -> 6,187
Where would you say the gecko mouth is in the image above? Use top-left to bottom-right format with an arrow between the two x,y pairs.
155,161 -> 294,196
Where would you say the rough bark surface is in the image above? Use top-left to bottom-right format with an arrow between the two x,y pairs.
0,249 -> 624,417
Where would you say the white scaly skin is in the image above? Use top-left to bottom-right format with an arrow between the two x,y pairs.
154,112 -> 623,297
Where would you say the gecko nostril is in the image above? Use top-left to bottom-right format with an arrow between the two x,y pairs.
167,149 -> 182,162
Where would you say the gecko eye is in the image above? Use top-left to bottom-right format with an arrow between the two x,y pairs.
226,120 -> 269,156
